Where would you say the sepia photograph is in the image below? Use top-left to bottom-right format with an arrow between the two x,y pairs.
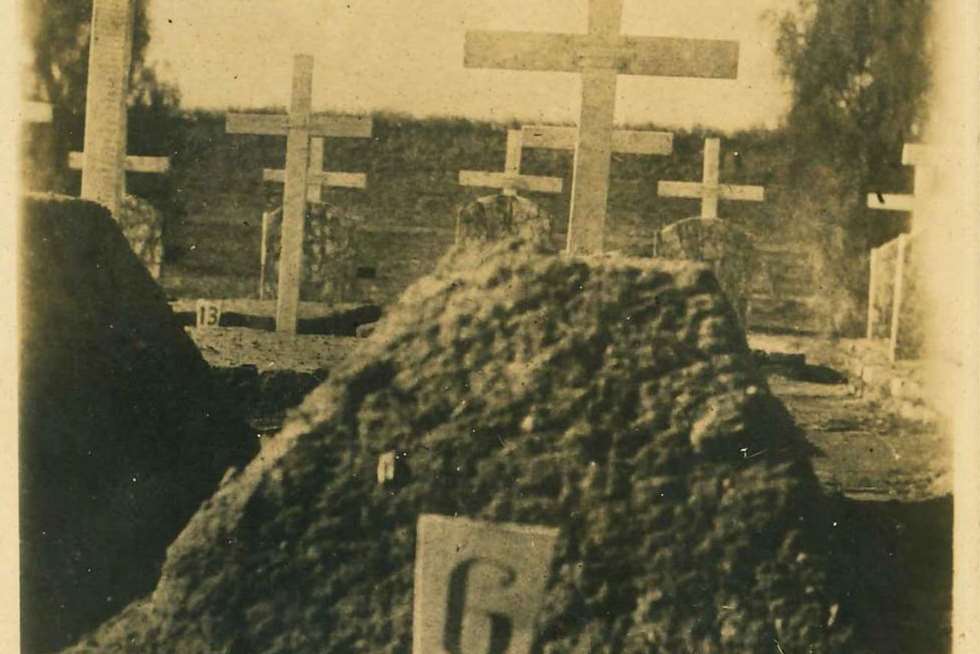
8,0 -> 979,652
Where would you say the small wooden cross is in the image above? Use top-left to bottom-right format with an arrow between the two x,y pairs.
464,0 -> 740,254
458,129 -> 564,195
657,137 -> 765,219
261,134 -> 371,203
79,0 -> 136,217
866,144 -> 934,218
226,54 -> 372,334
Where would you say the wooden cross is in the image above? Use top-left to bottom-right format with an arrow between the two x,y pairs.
866,144 -> 934,219
657,138 -> 764,219
464,0 -> 740,254
261,135 -> 370,203
79,0 -> 136,217
226,54 -> 372,334
458,129 -> 564,195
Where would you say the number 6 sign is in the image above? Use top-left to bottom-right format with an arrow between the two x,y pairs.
413,515 -> 558,654
195,300 -> 222,328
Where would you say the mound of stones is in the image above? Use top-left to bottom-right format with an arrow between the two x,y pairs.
655,217 -> 756,323
67,238 -> 860,653
262,202 -> 361,302
20,194 -> 258,653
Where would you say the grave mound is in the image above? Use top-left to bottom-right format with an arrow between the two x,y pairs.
67,238 -> 859,653
20,194 -> 258,653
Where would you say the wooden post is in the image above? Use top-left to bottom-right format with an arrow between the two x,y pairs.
464,0 -> 739,254
657,137 -> 765,219
276,54 -> 315,334
889,233 -> 909,362
866,245 -> 880,340
701,137 -> 721,218
80,0 -> 134,216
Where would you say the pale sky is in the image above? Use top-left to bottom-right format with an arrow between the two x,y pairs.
146,0 -> 794,131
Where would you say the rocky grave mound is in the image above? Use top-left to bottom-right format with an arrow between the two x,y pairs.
67,238 -> 860,654
20,194 -> 258,653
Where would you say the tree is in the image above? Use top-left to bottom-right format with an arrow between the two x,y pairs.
769,0 -> 932,334
24,0 -> 181,197
773,0 -> 931,236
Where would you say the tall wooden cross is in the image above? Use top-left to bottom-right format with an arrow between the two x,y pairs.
464,0 -> 740,254
866,144 -> 934,221
657,137 -> 764,219
226,54 -> 372,334
79,0 -> 137,217
458,129 -> 564,195
261,135 -> 370,203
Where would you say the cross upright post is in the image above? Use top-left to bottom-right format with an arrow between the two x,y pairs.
226,54 -> 373,333
464,0 -> 740,254
278,54 -> 314,335
657,137 -> 764,219
80,0 -> 135,217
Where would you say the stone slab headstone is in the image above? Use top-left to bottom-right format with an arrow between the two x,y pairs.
464,0 -> 740,254
413,514 -> 558,654
657,138 -> 765,219
655,216 -> 756,322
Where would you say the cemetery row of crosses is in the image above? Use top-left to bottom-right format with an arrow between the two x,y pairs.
21,0 -> 948,652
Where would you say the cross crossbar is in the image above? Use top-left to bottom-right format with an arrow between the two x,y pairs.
69,151 -> 170,174
657,137 -> 765,219
25,101 -> 52,123
522,125 -> 672,155
465,32 -> 739,79
226,113 -> 371,138
459,129 -> 564,195
263,168 -> 367,190
866,142 -> 934,216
